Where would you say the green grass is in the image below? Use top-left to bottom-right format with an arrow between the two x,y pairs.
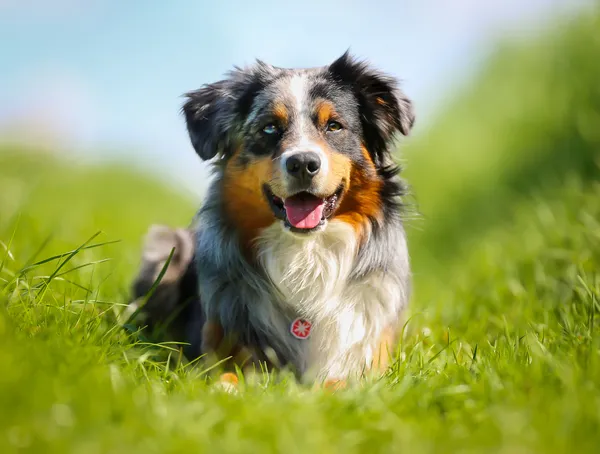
1,155 -> 598,454
1,7 -> 600,453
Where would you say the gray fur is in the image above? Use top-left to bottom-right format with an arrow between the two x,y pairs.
194,181 -> 307,369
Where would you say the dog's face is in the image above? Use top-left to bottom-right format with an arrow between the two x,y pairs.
183,52 -> 414,240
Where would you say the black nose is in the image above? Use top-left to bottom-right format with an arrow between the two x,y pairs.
285,152 -> 321,182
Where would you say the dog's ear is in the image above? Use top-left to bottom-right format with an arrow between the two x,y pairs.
182,65 -> 269,161
182,81 -> 232,161
328,51 -> 415,164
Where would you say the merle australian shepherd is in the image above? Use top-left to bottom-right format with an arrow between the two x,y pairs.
129,52 -> 415,389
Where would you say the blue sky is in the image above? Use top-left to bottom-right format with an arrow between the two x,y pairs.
0,0 -> 587,196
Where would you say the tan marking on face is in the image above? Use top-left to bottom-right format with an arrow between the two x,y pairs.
272,102 -> 289,127
315,100 -> 336,129
333,146 -> 383,240
317,139 -> 351,195
222,149 -> 276,249
376,96 -> 387,106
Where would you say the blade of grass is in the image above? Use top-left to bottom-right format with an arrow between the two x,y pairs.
36,231 -> 103,299
123,247 -> 175,326
18,239 -> 120,275
0,214 -> 20,286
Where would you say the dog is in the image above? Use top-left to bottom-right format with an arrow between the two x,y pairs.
129,51 -> 415,387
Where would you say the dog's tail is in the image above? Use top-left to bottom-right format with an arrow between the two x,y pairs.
126,225 -> 204,360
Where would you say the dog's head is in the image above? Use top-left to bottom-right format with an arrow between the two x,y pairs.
183,52 -> 414,240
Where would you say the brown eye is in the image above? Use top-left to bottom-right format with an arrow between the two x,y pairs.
326,120 -> 342,132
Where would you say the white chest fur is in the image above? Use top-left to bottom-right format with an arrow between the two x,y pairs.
256,220 -> 406,381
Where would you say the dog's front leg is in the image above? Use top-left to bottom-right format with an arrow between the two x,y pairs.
201,320 -> 269,390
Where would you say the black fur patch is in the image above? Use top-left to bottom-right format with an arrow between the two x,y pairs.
327,51 -> 415,166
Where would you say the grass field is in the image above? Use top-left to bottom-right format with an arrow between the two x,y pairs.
1,9 -> 600,454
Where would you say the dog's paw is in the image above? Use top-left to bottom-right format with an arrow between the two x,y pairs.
213,372 -> 239,394
322,378 -> 347,393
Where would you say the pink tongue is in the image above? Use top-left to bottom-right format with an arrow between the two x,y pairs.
284,196 -> 325,229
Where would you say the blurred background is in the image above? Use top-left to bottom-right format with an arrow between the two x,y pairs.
1,0 -> 599,300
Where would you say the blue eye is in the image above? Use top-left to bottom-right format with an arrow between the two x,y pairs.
262,124 -> 279,135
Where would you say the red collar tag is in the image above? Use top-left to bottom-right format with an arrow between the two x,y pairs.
290,318 -> 312,340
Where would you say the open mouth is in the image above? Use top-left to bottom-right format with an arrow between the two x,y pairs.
263,184 -> 344,233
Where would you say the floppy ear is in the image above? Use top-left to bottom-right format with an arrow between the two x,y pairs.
182,63 -> 275,161
328,51 -> 415,164
182,80 -> 233,161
